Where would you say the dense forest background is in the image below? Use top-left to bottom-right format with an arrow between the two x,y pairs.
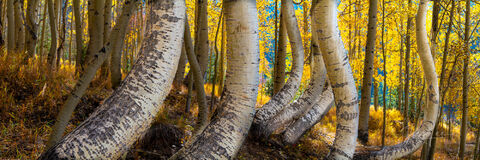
0,0 -> 479,159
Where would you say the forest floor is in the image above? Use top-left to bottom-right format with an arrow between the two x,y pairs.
0,60 -> 477,159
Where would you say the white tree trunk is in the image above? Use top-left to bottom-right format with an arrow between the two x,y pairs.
173,0 -> 260,158
355,0 -> 439,159
39,1 -> 186,159
253,0 -> 304,139
264,37 -> 327,137
313,0 -> 360,159
282,85 -> 334,145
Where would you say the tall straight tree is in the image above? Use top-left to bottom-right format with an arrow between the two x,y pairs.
39,0 -> 185,158
358,0 -> 378,144
85,0 -> 105,65
73,0 -> 84,73
313,0 -> 360,158
403,0 -> 413,138
356,0 -> 440,158
6,0 -> 15,54
47,0 -> 58,70
175,0 -> 260,158
14,0 -> 24,53
25,0 -> 40,58
273,5 -> 287,94
459,0 -> 471,159
194,0 -> 209,74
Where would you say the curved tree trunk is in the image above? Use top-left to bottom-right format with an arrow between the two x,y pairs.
356,1 -> 440,159
173,0 -> 259,158
273,12 -> 287,94
252,0 -> 304,139
25,0 -> 40,58
109,0 -> 140,89
183,17 -> 209,133
39,1 -> 185,158
358,0 -> 378,144
45,0 -> 140,149
264,33 -> 327,137
6,0 -> 15,54
73,0 -> 84,74
427,1 -> 455,159
282,85 -> 334,145
313,0 -> 360,159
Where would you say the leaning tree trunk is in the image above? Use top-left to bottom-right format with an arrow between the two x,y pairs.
313,0 -> 360,158
264,28 -> 327,138
46,0 -> 57,70
110,0 -> 140,89
183,17 -> 209,133
85,0 -> 105,65
355,0 -> 440,159
173,0 -> 260,158
282,85 -> 334,145
273,11 -> 287,94
6,0 -> 15,54
459,0 -> 470,159
25,0 -> 40,58
252,0 -> 304,139
45,0 -> 140,149
73,0 -> 84,73
427,1 -> 455,159
39,1 -> 185,159
173,45 -> 187,87
358,0 -> 378,145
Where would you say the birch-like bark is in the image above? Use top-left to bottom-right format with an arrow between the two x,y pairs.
313,0 -> 359,158
358,0 -> 378,144
110,0 -> 140,89
282,86 -> 334,145
85,0 -> 105,64
25,0 -> 40,58
356,1 -> 439,159
174,0 -> 259,158
194,0 -> 209,74
45,0 -> 140,149
264,35 -> 327,137
6,0 -> 15,54
73,0 -> 84,73
253,0 -> 304,138
40,1 -> 185,158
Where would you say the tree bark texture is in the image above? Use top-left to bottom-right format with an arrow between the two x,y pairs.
85,0 -> 105,65
356,1 -> 440,159
25,0 -> 40,58
273,11 -> 287,95
47,0 -> 58,69
73,0 -> 84,73
358,0 -> 378,145
313,0 -> 360,158
40,1 -> 185,159
174,0 -> 260,158
6,0 -> 15,54
459,0 -> 470,159
253,0 -> 305,139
